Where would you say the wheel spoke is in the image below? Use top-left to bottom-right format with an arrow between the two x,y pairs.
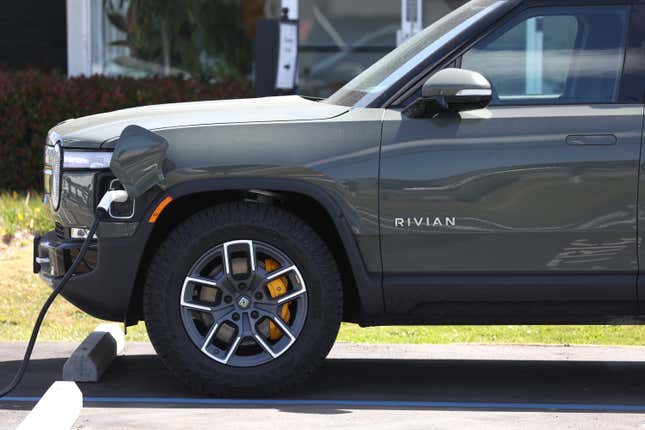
223,336 -> 242,364
185,276 -> 218,287
254,301 -> 280,315
223,240 -> 256,277
181,301 -> 211,312
250,309 -> 296,359
253,333 -> 278,358
211,304 -> 235,325
223,242 -> 232,274
201,323 -> 220,351
181,276 -> 219,312
269,315 -> 295,341
253,325 -> 293,359
201,322 -> 242,364
263,265 -> 306,304
266,265 -> 297,281
276,288 -> 306,305
262,265 -> 306,306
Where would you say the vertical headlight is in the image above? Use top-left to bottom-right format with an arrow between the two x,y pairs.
45,131 -> 63,211
51,142 -> 62,210
44,130 -> 114,212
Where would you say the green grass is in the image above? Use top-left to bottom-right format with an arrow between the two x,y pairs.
337,324 -> 645,345
0,240 -> 148,341
0,191 -> 54,240
2,193 -> 645,345
0,192 -> 147,341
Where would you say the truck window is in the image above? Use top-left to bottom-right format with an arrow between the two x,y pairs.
461,5 -> 629,104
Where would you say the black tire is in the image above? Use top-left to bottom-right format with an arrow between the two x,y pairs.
143,201 -> 343,397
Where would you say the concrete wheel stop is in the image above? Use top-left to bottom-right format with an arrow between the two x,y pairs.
63,323 -> 125,382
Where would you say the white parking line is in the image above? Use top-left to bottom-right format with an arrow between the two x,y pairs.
15,381 -> 82,430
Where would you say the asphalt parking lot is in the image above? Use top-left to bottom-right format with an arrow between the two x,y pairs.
2,342 -> 645,429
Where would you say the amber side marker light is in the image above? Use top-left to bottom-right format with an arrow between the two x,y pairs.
149,196 -> 173,223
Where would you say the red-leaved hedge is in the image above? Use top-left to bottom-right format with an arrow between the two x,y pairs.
0,70 -> 253,191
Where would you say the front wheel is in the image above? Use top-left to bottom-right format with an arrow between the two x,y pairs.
143,202 -> 343,396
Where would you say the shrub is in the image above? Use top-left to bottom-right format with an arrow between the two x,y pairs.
0,70 -> 253,191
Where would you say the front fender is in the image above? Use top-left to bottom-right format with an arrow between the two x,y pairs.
153,177 -> 384,319
127,108 -> 385,322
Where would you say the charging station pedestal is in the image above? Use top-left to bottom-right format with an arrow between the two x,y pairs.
255,10 -> 298,97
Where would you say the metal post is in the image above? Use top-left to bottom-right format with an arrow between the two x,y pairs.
397,0 -> 423,46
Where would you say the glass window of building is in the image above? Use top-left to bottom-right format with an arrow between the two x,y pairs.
92,0 -> 256,80
288,0 -> 467,97
78,0 -> 467,97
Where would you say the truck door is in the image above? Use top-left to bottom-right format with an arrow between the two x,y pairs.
380,4 -> 642,318
634,6 -> 645,314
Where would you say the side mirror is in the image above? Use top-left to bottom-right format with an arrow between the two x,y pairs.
414,68 -> 492,115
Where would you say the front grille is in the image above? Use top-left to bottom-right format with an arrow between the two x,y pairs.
54,222 -> 65,240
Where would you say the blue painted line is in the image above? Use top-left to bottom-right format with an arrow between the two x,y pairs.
2,396 -> 645,412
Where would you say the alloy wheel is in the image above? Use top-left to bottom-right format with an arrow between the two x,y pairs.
179,240 -> 308,367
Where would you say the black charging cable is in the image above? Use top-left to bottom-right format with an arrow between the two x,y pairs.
0,208 -> 105,397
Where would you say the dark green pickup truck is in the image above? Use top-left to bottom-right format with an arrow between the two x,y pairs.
36,0 -> 645,395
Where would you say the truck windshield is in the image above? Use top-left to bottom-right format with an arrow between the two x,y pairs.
324,0 -> 506,108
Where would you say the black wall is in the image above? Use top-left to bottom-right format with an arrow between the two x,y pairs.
0,0 -> 67,72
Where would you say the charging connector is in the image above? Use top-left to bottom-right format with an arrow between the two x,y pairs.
96,190 -> 128,215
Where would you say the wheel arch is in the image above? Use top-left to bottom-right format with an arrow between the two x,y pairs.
127,178 -> 383,326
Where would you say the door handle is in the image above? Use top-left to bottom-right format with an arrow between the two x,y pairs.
566,134 -> 617,146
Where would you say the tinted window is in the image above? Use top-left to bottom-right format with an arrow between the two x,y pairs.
324,0 -> 506,107
461,6 -> 629,104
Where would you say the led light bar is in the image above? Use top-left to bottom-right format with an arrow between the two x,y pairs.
63,151 -> 113,169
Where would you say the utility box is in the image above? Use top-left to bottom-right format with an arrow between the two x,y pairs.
255,15 -> 299,97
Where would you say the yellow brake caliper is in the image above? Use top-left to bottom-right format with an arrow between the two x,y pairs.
265,258 -> 292,340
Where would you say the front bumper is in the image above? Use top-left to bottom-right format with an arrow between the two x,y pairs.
34,224 -> 151,322
34,232 -> 97,277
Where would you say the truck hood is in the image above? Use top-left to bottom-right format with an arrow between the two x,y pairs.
52,95 -> 349,149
